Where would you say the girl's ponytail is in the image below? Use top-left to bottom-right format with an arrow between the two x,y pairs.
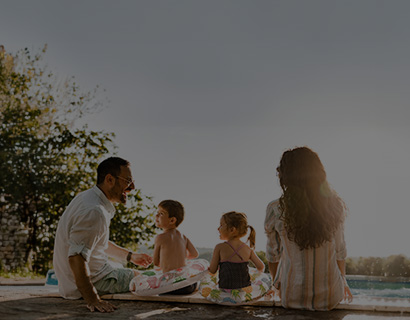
247,225 -> 256,249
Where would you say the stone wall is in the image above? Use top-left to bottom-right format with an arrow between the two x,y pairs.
0,209 -> 29,271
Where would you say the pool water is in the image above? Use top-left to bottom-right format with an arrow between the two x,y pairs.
348,279 -> 410,299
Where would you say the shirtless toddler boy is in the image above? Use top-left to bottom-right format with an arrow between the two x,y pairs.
154,200 -> 199,294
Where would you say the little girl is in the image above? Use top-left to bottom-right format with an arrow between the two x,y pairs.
209,211 -> 265,289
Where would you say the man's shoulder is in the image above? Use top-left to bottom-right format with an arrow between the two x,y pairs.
66,199 -> 106,225
72,189 -> 108,213
68,188 -> 96,207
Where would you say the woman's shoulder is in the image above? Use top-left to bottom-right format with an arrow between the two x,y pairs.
266,198 -> 280,216
267,199 -> 280,208
265,199 -> 281,229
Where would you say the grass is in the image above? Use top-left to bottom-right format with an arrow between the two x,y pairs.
0,268 -> 45,280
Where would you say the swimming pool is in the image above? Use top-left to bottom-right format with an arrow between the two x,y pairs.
347,276 -> 410,299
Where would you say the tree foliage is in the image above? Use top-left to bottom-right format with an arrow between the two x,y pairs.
0,46 -> 157,273
346,255 -> 410,277
110,192 -> 157,251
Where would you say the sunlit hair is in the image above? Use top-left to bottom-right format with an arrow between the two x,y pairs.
97,157 -> 130,185
222,211 -> 256,249
159,200 -> 185,227
277,147 -> 346,250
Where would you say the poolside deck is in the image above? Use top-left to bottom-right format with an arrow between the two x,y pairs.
1,279 -> 409,320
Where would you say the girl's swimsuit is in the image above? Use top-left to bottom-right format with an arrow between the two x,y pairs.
218,241 -> 251,289
199,242 -> 271,305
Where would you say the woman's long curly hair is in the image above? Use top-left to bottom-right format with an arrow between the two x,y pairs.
277,147 -> 346,250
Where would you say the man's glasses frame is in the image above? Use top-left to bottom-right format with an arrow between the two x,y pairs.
116,176 -> 135,187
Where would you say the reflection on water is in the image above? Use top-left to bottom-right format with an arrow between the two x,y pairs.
342,295 -> 410,307
348,278 -> 410,299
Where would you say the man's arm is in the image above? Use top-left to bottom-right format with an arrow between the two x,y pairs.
106,241 -> 152,267
106,241 -> 129,261
68,254 -> 116,313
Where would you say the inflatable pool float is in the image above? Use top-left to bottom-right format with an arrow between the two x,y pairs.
130,259 -> 209,296
199,267 -> 271,305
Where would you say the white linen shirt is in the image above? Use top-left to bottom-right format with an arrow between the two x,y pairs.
53,186 -> 116,299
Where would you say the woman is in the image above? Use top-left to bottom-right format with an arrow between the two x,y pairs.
265,147 -> 353,310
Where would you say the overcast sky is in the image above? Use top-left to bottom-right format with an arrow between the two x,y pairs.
2,0 -> 410,257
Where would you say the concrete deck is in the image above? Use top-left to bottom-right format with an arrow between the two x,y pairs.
1,280 -> 410,319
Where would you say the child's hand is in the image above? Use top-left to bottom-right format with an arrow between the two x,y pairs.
207,267 -> 216,275
130,253 -> 153,268
264,289 -> 277,303
265,289 -> 275,297
266,284 -> 281,300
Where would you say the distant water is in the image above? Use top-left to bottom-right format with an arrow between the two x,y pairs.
348,278 -> 410,298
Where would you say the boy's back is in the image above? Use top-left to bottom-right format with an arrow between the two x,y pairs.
154,229 -> 194,272
154,200 -> 198,273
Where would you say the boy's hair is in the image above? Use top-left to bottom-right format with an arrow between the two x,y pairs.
158,200 -> 185,227
97,157 -> 130,185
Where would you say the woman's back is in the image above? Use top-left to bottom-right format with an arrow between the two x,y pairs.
265,200 -> 346,310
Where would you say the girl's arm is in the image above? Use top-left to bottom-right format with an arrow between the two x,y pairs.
208,244 -> 221,274
250,249 -> 265,272
185,236 -> 199,259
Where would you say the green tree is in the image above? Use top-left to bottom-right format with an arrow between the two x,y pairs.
0,46 -> 157,273
383,255 -> 410,277
345,257 -> 357,275
365,257 -> 384,276
110,191 -> 157,251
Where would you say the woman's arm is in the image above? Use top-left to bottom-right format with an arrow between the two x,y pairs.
337,259 -> 353,302
268,261 -> 279,281
250,250 -> 265,272
208,245 -> 221,274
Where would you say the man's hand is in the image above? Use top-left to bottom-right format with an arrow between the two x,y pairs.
69,255 -> 118,313
87,300 -> 117,313
130,253 -> 153,268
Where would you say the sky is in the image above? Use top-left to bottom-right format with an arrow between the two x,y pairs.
1,0 -> 410,258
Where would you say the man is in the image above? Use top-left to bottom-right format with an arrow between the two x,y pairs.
53,157 -> 153,312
